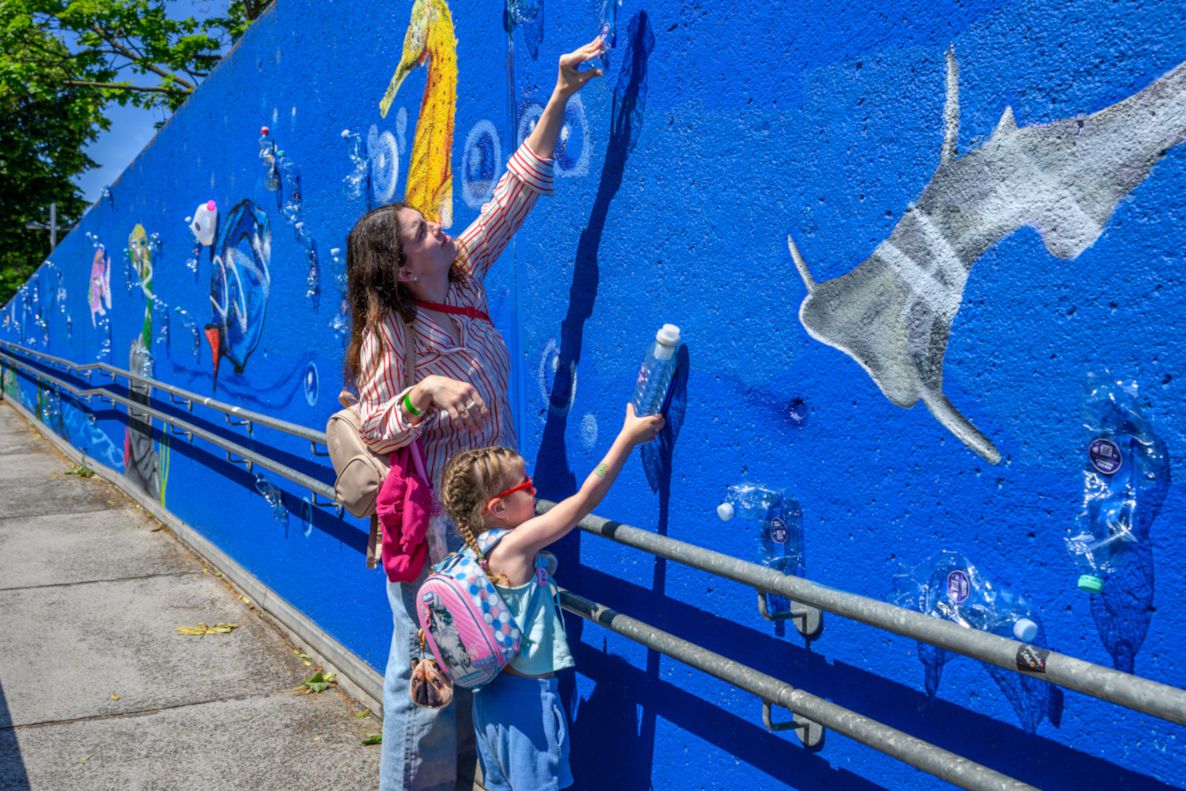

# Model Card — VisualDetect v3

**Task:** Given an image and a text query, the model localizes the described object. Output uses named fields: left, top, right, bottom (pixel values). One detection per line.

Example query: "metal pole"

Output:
left=49, top=203, right=58, bottom=251
left=561, top=590, right=1035, bottom=791
left=539, top=501, right=1186, bottom=727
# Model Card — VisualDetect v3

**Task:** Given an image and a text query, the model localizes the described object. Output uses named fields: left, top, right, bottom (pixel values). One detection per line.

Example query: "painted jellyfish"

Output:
left=205, top=200, right=271, bottom=389
left=88, top=247, right=112, bottom=327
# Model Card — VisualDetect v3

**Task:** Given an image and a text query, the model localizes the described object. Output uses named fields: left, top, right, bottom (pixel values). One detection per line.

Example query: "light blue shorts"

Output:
left=472, top=673, right=573, bottom=791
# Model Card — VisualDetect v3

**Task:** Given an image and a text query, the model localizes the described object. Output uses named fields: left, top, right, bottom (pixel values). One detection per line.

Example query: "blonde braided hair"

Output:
left=440, top=447, right=522, bottom=580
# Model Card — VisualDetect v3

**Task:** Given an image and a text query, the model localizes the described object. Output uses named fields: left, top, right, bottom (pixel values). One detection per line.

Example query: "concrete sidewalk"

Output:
left=0, top=402, right=381, bottom=790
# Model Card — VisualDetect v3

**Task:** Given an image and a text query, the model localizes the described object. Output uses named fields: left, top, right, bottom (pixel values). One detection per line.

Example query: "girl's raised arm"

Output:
left=500, top=404, right=663, bottom=559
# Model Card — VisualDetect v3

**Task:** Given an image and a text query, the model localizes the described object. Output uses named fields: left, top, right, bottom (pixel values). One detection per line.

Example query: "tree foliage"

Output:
left=0, top=0, right=273, bottom=304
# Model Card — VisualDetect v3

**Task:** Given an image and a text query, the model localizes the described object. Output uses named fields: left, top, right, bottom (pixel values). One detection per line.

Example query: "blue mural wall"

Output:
left=4, top=0, right=1186, bottom=787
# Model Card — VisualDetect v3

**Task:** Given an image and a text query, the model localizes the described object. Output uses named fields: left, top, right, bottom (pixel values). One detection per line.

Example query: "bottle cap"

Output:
left=205, top=200, right=217, bottom=212
left=1078, top=574, right=1104, bottom=594
left=1012, top=618, right=1038, bottom=642
left=716, top=503, right=734, bottom=522
left=656, top=324, right=680, bottom=346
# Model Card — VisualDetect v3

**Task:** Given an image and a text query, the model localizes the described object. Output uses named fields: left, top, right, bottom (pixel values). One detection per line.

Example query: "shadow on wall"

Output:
left=568, top=566, right=1179, bottom=790
left=0, top=682, right=31, bottom=791
left=530, top=10, right=655, bottom=784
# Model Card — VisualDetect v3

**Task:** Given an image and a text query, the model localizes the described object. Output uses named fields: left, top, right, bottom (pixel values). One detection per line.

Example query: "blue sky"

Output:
left=76, top=0, right=228, bottom=204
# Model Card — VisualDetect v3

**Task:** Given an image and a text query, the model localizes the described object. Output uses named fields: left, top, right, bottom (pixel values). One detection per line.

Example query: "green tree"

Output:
left=0, top=0, right=273, bottom=305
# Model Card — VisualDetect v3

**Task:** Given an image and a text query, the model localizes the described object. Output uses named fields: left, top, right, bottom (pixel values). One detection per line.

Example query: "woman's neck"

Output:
left=405, top=271, right=450, bottom=303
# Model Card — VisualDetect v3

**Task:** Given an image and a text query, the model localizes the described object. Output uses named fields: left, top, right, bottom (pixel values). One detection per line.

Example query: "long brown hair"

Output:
left=343, top=202, right=412, bottom=391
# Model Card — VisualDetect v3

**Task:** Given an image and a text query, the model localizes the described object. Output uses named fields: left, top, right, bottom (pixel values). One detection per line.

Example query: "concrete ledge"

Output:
left=0, top=398, right=385, bottom=718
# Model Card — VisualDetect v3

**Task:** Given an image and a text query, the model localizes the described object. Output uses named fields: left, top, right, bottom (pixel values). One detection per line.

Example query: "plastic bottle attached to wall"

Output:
left=190, top=201, right=218, bottom=246
left=631, top=324, right=680, bottom=417
left=718, top=483, right=815, bottom=637
left=891, top=550, right=1058, bottom=732
left=1065, top=376, right=1170, bottom=594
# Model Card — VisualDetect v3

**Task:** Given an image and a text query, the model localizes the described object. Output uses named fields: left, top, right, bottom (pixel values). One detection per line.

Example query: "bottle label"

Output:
left=946, top=570, right=970, bottom=604
left=768, top=517, right=788, bottom=545
left=1088, top=437, right=1123, bottom=475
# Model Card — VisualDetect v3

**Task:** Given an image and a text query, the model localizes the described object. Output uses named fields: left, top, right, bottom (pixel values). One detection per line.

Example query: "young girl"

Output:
left=440, top=403, right=664, bottom=791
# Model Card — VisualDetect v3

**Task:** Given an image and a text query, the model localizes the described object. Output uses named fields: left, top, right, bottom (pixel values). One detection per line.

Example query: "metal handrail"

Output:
left=0, top=350, right=336, bottom=504
left=538, top=500, right=1186, bottom=727
left=4, top=340, right=1180, bottom=780
left=561, top=589, right=1033, bottom=791
left=0, top=340, right=327, bottom=450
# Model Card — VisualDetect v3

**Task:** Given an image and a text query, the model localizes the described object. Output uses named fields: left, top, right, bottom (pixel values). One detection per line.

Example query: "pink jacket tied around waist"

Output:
left=375, top=441, right=433, bottom=583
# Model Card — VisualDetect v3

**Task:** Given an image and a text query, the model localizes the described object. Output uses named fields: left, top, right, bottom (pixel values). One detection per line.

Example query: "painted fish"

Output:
left=205, top=200, right=271, bottom=388
left=87, top=247, right=112, bottom=327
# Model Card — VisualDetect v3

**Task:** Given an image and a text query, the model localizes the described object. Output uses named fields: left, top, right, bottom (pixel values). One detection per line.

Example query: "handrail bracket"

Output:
left=757, top=589, right=823, bottom=638
left=762, top=701, right=824, bottom=748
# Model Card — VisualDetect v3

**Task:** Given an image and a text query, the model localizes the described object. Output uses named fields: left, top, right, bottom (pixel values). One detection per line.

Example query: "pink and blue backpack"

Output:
left=415, top=529, right=543, bottom=689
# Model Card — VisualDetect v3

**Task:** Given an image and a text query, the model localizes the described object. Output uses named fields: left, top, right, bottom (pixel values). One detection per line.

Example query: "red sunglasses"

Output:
left=494, top=475, right=535, bottom=500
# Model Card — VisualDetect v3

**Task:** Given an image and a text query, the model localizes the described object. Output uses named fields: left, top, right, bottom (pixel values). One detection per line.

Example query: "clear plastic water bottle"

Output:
left=891, top=551, right=1050, bottom=729
left=717, top=483, right=805, bottom=618
left=1065, top=376, right=1170, bottom=594
left=631, top=324, right=680, bottom=417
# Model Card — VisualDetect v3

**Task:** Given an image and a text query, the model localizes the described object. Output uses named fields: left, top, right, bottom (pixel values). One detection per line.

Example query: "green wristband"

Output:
left=403, top=391, right=424, bottom=417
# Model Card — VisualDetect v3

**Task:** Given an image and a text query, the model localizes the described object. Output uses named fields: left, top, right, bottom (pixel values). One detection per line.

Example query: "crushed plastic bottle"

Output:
left=891, top=551, right=1058, bottom=733
left=631, top=324, right=680, bottom=417
left=1065, top=376, right=1170, bottom=594
left=718, top=483, right=805, bottom=620
left=259, top=127, right=281, bottom=191
left=254, top=473, right=289, bottom=525
left=594, top=0, right=622, bottom=71
left=341, top=129, right=367, bottom=199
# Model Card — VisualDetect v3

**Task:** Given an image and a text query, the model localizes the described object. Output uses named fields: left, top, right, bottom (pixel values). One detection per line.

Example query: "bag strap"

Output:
left=366, top=513, right=380, bottom=569
left=412, top=298, right=493, bottom=324
left=399, top=313, right=417, bottom=390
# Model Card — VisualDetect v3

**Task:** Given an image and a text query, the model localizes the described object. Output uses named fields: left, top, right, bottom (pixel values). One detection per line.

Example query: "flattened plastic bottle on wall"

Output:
left=631, top=324, right=680, bottom=417
left=717, top=483, right=805, bottom=617
left=891, top=551, right=1055, bottom=732
left=1065, top=376, right=1170, bottom=594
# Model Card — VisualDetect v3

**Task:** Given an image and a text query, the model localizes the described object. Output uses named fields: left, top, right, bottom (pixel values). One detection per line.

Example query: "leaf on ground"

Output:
left=109, top=692, right=120, bottom=701
left=65, top=464, right=94, bottom=478
left=150, top=524, right=165, bottom=532
left=79, top=754, right=93, bottom=765
left=354, top=708, right=373, bottom=721
left=176, top=622, right=239, bottom=636
left=294, top=671, right=336, bottom=694
left=361, top=733, right=382, bottom=745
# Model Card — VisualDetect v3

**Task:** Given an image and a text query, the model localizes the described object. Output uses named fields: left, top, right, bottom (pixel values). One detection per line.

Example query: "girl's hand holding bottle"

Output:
left=620, top=403, right=665, bottom=446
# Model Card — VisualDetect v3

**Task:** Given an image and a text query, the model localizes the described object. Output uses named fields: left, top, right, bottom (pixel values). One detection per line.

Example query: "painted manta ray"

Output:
left=205, top=200, right=271, bottom=389
left=790, top=51, right=1186, bottom=463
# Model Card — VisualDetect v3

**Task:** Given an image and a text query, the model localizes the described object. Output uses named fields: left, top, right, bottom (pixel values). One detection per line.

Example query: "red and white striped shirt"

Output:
left=357, top=142, right=554, bottom=489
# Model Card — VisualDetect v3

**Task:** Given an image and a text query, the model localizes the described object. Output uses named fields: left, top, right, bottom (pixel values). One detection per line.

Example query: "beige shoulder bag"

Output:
left=325, top=316, right=416, bottom=568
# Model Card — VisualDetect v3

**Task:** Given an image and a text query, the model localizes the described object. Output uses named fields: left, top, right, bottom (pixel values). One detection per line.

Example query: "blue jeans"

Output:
left=379, top=562, right=476, bottom=791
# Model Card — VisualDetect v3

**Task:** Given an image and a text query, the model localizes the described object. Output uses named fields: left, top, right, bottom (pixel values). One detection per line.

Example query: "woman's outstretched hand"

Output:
left=555, top=36, right=607, bottom=99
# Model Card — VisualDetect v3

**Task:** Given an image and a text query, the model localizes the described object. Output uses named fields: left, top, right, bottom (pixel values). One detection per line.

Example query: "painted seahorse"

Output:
left=379, top=0, right=457, bottom=228
left=791, top=51, right=1186, bottom=463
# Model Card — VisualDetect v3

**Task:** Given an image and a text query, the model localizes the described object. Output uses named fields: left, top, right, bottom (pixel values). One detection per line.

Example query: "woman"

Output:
left=344, top=36, right=606, bottom=791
